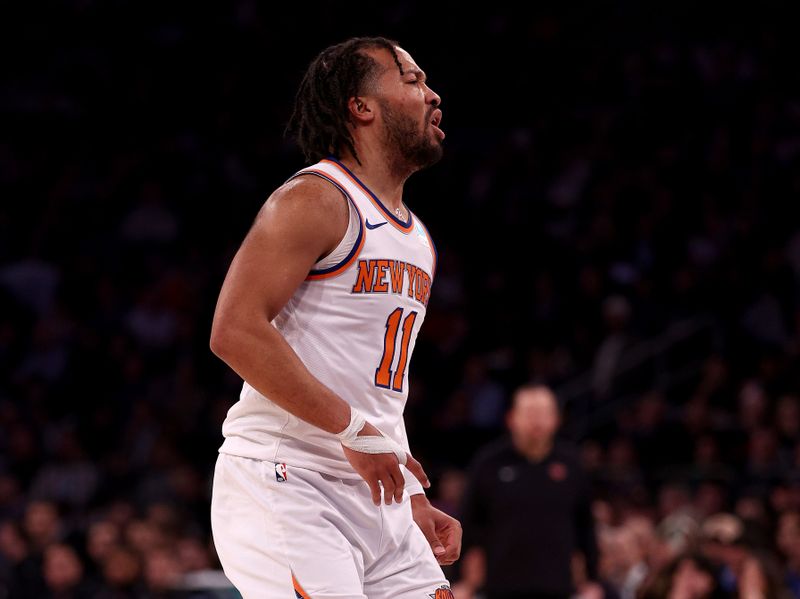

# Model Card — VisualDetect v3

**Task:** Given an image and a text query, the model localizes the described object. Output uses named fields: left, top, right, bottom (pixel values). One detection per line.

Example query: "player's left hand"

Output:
left=410, top=494, right=462, bottom=566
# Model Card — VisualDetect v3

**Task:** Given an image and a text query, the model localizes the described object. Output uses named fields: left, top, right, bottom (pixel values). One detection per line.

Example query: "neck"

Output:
left=337, top=142, right=411, bottom=213
left=513, top=437, right=553, bottom=461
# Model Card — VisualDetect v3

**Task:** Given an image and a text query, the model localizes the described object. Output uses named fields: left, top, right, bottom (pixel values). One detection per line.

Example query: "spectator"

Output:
left=85, top=520, right=121, bottom=573
left=460, top=385, right=598, bottom=598
left=97, top=545, right=144, bottom=599
left=23, top=500, right=63, bottom=552
left=598, top=525, right=648, bottom=599
left=143, top=547, right=183, bottom=598
left=42, top=543, right=97, bottom=598
left=639, top=553, right=725, bottom=599
left=0, top=521, right=31, bottom=596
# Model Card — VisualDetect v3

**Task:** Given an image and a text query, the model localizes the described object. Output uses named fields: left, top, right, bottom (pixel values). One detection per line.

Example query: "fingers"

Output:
left=436, top=538, right=455, bottom=564
left=420, top=520, right=447, bottom=562
left=380, top=471, right=396, bottom=506
left=372, top=458, right=405, bottom=506
left=380, top=459, right=405, bottom=505
left=344, top=446, right=409, bottom=506
left=366, top=474, right=381, bottom=506
left=438, top=521, right=463, bottom=565
left=405, top=454, right=431, bottom=488
left=439, top=542, right=460, bottom=565
left=391, top=468, right=404, bottom=504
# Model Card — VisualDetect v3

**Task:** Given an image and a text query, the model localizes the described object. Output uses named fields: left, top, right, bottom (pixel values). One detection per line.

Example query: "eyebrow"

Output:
left=405, top=68, right=426, bottom=81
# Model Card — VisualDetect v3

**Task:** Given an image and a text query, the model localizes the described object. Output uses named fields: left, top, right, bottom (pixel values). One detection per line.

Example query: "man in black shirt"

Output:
left=459, top=385, right=599, bottom=599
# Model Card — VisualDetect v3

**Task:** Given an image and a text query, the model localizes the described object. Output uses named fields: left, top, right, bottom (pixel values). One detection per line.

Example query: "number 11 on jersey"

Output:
left=375, top=307, right=418, bottom=392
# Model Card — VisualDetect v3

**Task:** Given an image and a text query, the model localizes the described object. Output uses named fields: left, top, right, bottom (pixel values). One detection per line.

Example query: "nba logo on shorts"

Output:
left=275, top=463, right=288, bottom=482
left=429, top=585, right=454, bottom=599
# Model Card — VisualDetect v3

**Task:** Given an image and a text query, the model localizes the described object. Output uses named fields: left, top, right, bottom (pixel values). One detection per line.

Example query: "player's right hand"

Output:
left=342, top=422, right=430, bottom=506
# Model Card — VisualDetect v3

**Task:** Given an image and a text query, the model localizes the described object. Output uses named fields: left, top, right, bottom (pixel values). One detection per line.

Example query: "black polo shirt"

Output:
left=461, top=438, right=598, bottom=598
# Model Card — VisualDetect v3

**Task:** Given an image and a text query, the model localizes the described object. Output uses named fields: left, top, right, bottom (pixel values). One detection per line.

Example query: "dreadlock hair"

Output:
left=286, top=36, right=404, bottom=165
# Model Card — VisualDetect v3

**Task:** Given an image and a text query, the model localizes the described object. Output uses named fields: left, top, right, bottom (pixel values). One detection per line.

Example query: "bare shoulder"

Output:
left=258, top=174, right=348, bottom=226
left=248, top=173, right=349, bottom=256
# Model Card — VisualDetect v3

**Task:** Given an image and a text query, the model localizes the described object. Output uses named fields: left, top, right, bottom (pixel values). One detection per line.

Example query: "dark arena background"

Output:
left=2, top=2, right=800, bottom=598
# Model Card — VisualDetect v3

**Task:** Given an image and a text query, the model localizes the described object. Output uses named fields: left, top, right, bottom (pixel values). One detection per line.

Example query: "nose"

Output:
left=425, top=84, right=441, bottom=107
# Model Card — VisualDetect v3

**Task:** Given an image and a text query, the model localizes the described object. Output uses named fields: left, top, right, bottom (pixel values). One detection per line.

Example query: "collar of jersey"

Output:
left=323, top=156, right=414, bottom=234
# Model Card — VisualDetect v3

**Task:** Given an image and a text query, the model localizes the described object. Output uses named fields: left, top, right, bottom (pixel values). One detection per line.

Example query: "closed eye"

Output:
left=406, top=71, right=426, bottom=86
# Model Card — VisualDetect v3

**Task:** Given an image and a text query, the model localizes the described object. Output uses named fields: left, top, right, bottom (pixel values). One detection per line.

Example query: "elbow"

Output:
left=209, top=318, right=233, bottom=360
left=210, top=310, right=272, bottom=361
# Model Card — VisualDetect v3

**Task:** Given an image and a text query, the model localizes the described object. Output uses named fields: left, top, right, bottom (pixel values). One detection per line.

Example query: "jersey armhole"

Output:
left=288, top=171, right=365, bottom=280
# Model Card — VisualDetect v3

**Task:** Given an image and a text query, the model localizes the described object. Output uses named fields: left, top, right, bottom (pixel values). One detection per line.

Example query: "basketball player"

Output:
left=209, top=37, right=460, bottom=598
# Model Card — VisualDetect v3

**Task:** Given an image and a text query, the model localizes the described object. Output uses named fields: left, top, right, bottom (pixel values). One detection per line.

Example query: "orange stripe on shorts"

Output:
left=292, top=572, right=311, bottom=599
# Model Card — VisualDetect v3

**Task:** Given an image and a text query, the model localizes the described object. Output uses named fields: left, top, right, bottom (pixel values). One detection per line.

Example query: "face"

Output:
left=44, top=544, right=83, bottom=591
left=672, top=559, right=714, bottom=597
left=507, top=388, right=560, bottom=445
left=366, top=46, right=444, bottom=173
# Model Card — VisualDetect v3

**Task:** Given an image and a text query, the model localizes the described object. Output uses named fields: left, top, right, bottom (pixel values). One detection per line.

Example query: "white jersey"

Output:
left=219, top=157, right=437, bottom=486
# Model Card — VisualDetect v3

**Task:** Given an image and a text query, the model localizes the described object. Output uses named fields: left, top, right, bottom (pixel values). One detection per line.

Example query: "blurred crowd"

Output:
left=2, top=1, right=800, bottom=597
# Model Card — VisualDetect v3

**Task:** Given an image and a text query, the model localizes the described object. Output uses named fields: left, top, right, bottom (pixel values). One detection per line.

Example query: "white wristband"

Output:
left=335, top=407, right=367, bottom=442
left=336, top=407, right=407, bottom=466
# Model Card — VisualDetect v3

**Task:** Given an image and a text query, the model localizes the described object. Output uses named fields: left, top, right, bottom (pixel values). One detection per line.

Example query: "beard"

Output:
left=378, top=100, right=443, bottom=176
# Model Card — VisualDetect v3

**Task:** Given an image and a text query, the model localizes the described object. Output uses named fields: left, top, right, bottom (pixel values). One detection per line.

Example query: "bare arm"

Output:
left=210, top=175, right=352, bottom=433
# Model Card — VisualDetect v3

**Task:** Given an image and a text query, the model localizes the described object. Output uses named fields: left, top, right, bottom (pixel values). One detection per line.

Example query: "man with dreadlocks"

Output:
left=209, top=37, right=459, bottom=598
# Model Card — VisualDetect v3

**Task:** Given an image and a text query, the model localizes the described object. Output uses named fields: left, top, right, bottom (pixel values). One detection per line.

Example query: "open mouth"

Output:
left=430, top=109, right=444, bottom=139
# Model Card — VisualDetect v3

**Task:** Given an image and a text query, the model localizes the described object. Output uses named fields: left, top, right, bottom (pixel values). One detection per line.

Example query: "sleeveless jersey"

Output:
left=219, top=157, right=437, bottom=482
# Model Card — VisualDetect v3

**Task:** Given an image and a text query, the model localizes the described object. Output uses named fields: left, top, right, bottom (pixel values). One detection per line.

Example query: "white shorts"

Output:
left=210, top=453, right=451, bottom=599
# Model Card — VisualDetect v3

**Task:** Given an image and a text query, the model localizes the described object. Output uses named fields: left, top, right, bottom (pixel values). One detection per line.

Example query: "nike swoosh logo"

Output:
left=365, top=219, right=387, bottom=230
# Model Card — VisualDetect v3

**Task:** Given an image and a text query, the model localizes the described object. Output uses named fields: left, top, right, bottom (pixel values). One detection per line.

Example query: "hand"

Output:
left=411, top=494, right=462, bottom=565
left=342, top=422, right=430, bottom=506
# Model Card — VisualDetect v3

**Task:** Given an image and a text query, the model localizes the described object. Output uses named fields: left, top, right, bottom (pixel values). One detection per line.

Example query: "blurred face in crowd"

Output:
left=177, top=537, right=211, bottom=572
left=507, top=386, right=560, bottom=454
left=599, top=527, right=642, bottom=584
left=44, top=544, right=83, bottom=592
left=777, top=511, right=800, bottom=560
left=776, top=395, right=800, bottom=438
left=748, top=428, right=778, bottom=466
left=24, top=500, right=60, bottom=548
left=0, top=521, right=27, bottom=563
left=670, top=557, right=715, bottom=598
left=736, top=495, right=768, bottom=526
left=87, top=520, right=120, bottom=562
left=126, top=519, right=162, bottom=554
left=145, top=547, right=183, bottom=591
left=434, top=469, right=467, bottom=510
left=739, top=381, right=767, bottom=430
left=104, top=546, right=142, bottom=587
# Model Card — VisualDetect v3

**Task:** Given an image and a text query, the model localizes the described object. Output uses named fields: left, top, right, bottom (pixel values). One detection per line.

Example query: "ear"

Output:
left=348, top=96, right=374, bottom=124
